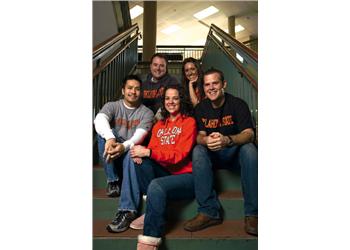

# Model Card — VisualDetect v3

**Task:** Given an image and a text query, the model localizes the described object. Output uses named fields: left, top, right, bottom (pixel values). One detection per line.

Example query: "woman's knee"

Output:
left=147, top=179, right=166, bottom=198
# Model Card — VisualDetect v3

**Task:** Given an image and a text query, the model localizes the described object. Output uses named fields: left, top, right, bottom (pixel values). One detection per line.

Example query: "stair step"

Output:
left=93, top=219, right=257, bottom=250
left=93, top=189, right=244, bottom=220
left=93, top=166, right=242, bottom=192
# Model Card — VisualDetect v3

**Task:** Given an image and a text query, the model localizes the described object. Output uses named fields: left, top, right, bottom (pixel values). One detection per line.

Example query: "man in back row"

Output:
left=184, top=68, right=258, bottom=236
left=141, top=53, right=179, bottom=116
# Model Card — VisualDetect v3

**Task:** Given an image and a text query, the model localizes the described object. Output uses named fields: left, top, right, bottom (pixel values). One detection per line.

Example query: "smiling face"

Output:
left=150, top=56, right=167, bottom=80
left=164, top=88, right=180, bottom=118
left=184, top=62, right=199, bottom=82
left=203, top=72, right=227, bottom=103
left=122, top=79, right=141, bottom=107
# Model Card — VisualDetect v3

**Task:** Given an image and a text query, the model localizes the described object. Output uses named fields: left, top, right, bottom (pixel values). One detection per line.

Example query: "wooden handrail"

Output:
left=93, top=24, right=139, bottom=57
left=93, top=34, right=138, bottom=78
left=211, top=23, right=258, bottom=62
left=208, top=33, right=258, bottom=90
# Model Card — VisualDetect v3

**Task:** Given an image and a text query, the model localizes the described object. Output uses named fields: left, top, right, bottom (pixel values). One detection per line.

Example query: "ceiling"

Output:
left=129, top=1, right=258, bottom=46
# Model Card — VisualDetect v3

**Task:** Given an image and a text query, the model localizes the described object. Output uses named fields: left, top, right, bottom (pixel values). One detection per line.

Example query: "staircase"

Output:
left=93, top=23, right=258, bottom=250
left=93, top=164, right=258, bottom=250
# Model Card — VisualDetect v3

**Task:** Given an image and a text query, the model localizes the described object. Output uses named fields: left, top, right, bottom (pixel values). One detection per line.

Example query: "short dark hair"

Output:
left=203, top=68, right=225, bottom=82
left=160, top=84, right=193, bottom=120
left=150, top=53, right=169, bottom=67
left=122, top=74, right=142, bottom=88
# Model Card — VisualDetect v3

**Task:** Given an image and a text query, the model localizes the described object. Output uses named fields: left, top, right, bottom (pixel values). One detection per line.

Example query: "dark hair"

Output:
left=160, top=84, right=193, bottom=120
left=122, top=74, right=142, bottom=88
left=181, top=57, right=204, bottom=102
left=150, top=53, right=169, bottom=67
left=203, top=68, right=225, bottom=82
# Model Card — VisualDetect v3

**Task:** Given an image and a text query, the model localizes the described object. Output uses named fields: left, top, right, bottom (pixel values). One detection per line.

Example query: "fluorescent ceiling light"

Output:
left=193, top=6, right=219, bottom=20
left=161, top=25, right=181, bottom=35
left=130, top=5, right=143, bottom=19
left=235, top=24, right=245, bottom=33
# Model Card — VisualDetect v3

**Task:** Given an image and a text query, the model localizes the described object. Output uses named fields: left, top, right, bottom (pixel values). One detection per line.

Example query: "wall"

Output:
left=93, top=1, right=118, bottom=47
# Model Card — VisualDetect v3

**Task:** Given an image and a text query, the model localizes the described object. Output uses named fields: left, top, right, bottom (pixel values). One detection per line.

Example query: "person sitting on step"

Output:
left=94, top=75, right=154, bottom=197
left=183, top=68, right=258, bottom=236
left=181, top=57, right=205, bottom=107
left=141, top=53, right=180, bottom=121
left=106, top=84, right=197, bottom=250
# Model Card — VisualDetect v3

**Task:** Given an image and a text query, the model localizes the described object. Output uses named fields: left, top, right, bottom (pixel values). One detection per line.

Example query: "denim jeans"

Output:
left=118, top=152, right=141, bottom=212
left=97, top=133, right=123, bottom=183
left=192, top=143, right=258, bottom=218
left=135, top=158, right=195, bottom=237
left=97, top=134, right=142, bottom=212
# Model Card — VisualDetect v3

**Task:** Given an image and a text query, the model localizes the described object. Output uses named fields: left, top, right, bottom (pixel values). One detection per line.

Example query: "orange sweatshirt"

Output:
left=147, top=115, right=197, bottom=175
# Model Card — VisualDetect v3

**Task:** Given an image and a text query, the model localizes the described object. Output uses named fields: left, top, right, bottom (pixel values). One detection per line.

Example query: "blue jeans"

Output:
left=118, top=153, right=141, bottom=212
left=135, top=158, right=195, bottom=237
left=97, top=134, right=141, bottom=212
left=192, top=143, right=258, bottom=218
left=97, top=133, right=123, bottom=183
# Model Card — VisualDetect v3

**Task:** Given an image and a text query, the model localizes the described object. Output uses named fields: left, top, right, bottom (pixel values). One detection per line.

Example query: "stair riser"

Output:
left=93, top=238, right=257, bottom=250
left=93, top=197, right=244, bottom=220
left=93, top=168, right=242, bottom=192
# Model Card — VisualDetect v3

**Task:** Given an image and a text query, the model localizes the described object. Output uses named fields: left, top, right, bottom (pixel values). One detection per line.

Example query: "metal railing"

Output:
left=138, top=45, right=204, bottom=61
left=93, top=24, right=141, bottom=118
left=201, top=24, right=258, bottom=125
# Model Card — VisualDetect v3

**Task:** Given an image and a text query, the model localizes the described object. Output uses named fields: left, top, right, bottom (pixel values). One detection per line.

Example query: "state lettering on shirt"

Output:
left=115, top=118, right=141, bottom=129
left=156, top=126, right=182, bottom=145
left=143, top=87, right=165, bottom=99
left=201, top=115, right=234, bottom=129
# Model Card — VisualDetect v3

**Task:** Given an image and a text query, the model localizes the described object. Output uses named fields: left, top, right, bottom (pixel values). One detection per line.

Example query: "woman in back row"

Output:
left=182, top=57, right=205, bottom=107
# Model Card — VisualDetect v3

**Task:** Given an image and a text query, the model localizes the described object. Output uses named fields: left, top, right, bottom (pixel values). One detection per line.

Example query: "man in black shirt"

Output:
left=183, top=68, right=258, bottom=236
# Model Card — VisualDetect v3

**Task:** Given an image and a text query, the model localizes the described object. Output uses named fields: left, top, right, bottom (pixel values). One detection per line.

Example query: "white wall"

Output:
left=93, top=1, right=118, bottom=47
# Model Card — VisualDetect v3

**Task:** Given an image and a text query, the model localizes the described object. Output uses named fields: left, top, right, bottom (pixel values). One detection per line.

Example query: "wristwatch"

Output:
left=227, top=136, right=234, bottom=146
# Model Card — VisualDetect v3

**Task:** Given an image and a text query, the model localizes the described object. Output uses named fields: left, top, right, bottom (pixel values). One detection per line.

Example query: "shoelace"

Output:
left=112, top=212, right=128, bottom=224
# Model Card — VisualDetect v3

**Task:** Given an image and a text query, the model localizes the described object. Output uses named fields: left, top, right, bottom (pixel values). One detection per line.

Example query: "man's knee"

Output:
left=239, top=143, right=258, bottom=168
left=192, top=144, right=208, bottom=159
left=240, top=143, right=257, bottom=157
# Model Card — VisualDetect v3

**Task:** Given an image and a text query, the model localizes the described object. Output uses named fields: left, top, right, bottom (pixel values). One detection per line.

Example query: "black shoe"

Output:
left=106, top=211, right=137, bottom=233
left=106, top=181, right=120, bottom=197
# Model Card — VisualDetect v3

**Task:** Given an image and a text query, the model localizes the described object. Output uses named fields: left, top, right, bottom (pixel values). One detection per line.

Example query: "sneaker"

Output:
left=106, top=211, right=137, bottom=233
left=183, top=213, right=222, bottom=232
left=106, top=181, right=120, bottom=197
left=244, top=216, right=258, bottom=236
left=130, top=214, right=145, bottom=230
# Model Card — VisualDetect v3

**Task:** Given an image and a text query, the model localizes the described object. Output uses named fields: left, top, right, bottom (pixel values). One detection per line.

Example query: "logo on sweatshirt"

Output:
left=201, top=115, right=234, bottom=129
left=156, top=126, right=182, bottom=145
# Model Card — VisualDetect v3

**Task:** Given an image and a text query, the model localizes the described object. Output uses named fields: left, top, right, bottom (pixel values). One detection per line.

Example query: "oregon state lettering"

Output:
left=201, top=115, right=234, bottom=129
left=143, top=87, right=165, bottom=99
left=156, top=126, right=182, bottom=145
left=115, top=118, right=140, bottom=129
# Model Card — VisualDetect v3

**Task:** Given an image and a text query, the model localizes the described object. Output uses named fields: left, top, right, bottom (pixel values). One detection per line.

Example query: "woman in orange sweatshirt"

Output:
left=130, top=84, right=197, bottom=250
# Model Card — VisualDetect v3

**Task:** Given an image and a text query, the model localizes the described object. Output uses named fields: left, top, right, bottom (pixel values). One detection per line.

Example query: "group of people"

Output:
left=94, top=53, right=258, bottom=250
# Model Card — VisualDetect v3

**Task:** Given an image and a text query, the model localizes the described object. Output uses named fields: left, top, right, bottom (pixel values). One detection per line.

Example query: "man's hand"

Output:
left=103, top=139, right=125, bottom=163
left=103, top=138, right=117, bottom=160
left=207, top=132, right=229, bottom=151
left=107, top=143, right=125, bottom=160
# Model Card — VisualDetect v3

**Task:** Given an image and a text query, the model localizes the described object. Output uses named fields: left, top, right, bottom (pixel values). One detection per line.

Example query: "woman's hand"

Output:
left=130, top=145, right=150, bottom=158
left=132, top=157, right=143, bottom=164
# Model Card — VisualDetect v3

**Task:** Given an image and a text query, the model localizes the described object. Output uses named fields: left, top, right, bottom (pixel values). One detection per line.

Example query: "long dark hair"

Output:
left=160, top=84, right=193, bottom=120
left=181, top=57, right=204, bottom=101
